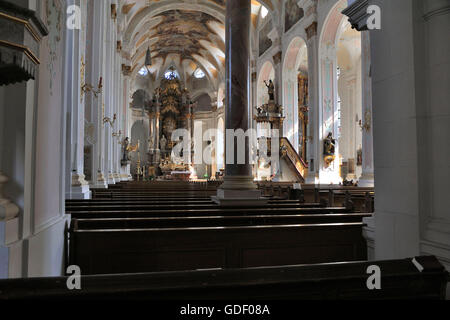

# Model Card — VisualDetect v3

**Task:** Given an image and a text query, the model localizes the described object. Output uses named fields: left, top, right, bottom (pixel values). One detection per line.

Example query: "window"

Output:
left=164, top=69, right=179, bottom=80
left=261, top=6, right=268, bottom=19
left=138, top=67, right=148, bottom=76
left=193, top=68, right=205, bottom=79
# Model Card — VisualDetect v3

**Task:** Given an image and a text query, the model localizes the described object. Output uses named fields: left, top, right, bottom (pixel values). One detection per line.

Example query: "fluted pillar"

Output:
left=213, top=0, right=264, bottom=205
left=305, top=21, right=319, bottom=184
left=358, top=31, right=374, bottom=187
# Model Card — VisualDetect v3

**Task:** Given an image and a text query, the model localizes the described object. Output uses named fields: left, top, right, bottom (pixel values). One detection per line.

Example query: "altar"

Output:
left=144, top=67, right=196, bottom=181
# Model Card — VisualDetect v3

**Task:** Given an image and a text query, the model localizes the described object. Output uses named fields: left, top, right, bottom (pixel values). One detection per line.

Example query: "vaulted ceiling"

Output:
left=120, top=0, right=276, bottom=83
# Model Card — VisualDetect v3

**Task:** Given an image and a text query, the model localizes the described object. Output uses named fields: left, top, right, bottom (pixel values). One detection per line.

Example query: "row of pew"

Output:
left=2, top=182, right=447, bottom=300
left=66, top=192, right=370, bottom=275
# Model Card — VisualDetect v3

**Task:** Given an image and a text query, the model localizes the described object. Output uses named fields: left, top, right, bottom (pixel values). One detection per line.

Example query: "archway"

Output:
left=130, top=120, right=149, bottom=176
left=336, top=20, right=362, bottom=181
left=319, top=0, right=362, bottom=184
left=282, top=36, right=308, bottom=155
left=257, top=61, right=275, bottom=108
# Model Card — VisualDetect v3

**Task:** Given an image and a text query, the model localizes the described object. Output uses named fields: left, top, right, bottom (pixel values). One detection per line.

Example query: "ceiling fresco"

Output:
left=149, top=10, right=222, bottom=63
left=120, top=0, right=272, bottom=81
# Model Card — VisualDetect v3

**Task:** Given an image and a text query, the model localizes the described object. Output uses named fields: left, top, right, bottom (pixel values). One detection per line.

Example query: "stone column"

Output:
left=120, top=65, right=132, bottom=181
left=154, top=98, right=161, bottom=165
left=89, top=0, right=107, bottom=188
left=358, top=31, right=374, bottom=187
left=213, top=0, right=264, bottom=206
left=305, top=21, right=319, bottom=184
left=420, top=0, right=450, bottom=282
left=67, top=0, right=90, bottom=199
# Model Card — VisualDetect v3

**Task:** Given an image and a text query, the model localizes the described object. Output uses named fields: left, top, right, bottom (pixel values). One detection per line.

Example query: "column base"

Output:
left=67, top=173, right=91, bottom=199
left=358, top=172, right=374, bottom=187
left=92, top=181, right=108, bottom=189
left=66, top=184, right=91, bottom=200
left=108, top=173, right=116, bottom=185
left=120, top=174, right=130, bottom=181
left=212, top=176, right=267, bottom=207
left=92, top=172, right=108, bottom=189
left=113, top=173, right=121, bottom=181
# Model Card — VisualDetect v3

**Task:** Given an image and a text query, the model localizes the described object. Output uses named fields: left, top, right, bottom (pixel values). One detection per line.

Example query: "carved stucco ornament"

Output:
left=0, top=0, right=49, bottom=85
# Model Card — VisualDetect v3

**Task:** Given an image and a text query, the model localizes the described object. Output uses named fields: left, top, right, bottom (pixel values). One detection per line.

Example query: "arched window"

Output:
left=164, top=68, right=179, bottom=80
left=260, top=6, right=268, bottom=19
left=193, top=68, right=205, bottom=79
left=138, top=67, right=148, bottom=76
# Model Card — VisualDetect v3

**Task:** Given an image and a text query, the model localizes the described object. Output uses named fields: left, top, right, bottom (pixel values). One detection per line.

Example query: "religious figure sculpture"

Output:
left=264, top=79, right=275, bottom=101
left=160, top=134, right=167, bottom=151
left=122, top=137, right=131, bottom=161
left=323, top=132, right=336, bottom=166
left=324, top=132, right=335, bottom=155
left=255, top=105, right=264, bottom=115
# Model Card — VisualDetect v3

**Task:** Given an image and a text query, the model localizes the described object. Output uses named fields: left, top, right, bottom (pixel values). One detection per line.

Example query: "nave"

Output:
left=0, top=0, right=450, bottom=301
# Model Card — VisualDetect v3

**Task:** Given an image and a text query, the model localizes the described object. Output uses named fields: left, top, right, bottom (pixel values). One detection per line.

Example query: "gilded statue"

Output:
left=324, top=132, right=335, bottom=156
left=122, top=137, right=131, bottom=161
left=323, top=132, right=336, bottom=166
left=121, top=137, right=139, bottom=162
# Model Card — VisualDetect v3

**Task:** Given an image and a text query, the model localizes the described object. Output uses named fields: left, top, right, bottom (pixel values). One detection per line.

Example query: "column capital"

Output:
left=341, top=0, right=371, bottom=31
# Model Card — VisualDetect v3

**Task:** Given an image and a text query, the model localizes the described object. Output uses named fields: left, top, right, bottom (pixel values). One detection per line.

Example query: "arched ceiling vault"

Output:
left=121, top=0, right=276, bottom=83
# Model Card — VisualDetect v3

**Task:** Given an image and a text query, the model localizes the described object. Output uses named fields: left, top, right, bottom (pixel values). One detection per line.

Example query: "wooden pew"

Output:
left=69, top=206, right=352, bottom=219
left=65, top=202, right=326, bottom=214
left=72, top=212, right=372, bottom=230
left=69, top=222, right=367, bottom=275
left=1, top=256, right=447, bottom=300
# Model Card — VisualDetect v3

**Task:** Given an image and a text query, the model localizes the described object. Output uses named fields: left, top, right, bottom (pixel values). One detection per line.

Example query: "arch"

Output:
left=130, top=120, right=149, bottom=176
left=257, top=60, right=275, bottom=107
left=336, top=20, right=362, bottom=181
left=318, top=0, right=361, bottom=184
left=282, top=36, right=308, bottom=154
left=195, top=93, right=212, bottom=112
left=130, top=89, right=151, bottom=110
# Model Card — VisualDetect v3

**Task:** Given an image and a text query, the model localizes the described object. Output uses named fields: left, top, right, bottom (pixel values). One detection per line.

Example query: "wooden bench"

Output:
left=1, top=256, right=447, bottom=300
left=71, top=212, right=372, bottom=230
left=65, top=202, right=326, bottom=214
left=69, top=222, right=367, bottom=275
left=68, top=206, right=352, bottom=219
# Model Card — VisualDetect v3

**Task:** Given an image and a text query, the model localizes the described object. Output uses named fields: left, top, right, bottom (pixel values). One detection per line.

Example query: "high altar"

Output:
left=146, top=69, right=194, bottom=180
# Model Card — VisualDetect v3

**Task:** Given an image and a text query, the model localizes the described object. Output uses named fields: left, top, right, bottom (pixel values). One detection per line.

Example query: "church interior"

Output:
left=0, top=0, right=449, bottom=301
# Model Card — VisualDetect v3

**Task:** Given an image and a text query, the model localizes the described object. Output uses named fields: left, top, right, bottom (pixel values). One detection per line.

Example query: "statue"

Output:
left=323, top=132, right=336, bottom=166
left=255, top=105, right=264, bottom=115
left=264, top=80, right=275, bottom=101
left=324, top=132, right=335, bottom=156
left=122, top=137, right=131, bottom=161
left=160, top=134, right=167, bottom=151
